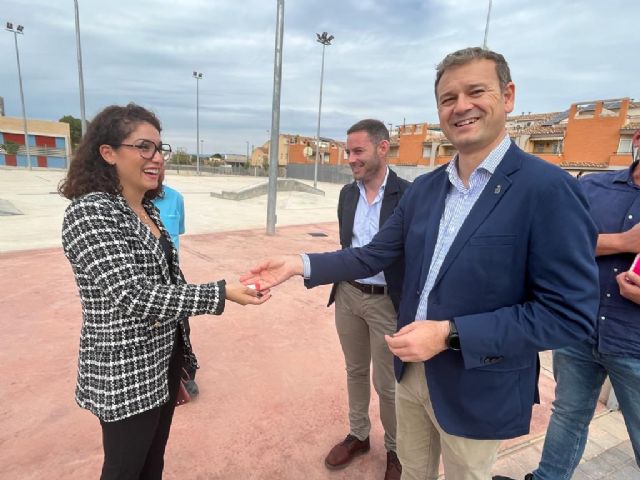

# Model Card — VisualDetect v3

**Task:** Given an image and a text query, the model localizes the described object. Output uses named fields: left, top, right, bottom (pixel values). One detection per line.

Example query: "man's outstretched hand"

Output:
left=240, top=254, right=304, bottom=290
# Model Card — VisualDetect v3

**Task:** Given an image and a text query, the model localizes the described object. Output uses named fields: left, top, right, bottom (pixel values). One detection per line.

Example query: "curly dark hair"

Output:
left=59, top=103, right=163, bottom=200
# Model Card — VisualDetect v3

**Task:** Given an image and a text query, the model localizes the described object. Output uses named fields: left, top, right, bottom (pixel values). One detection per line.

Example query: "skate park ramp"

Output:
left=211, top=178, right=324, bottom=200
left=0, top=199, right=22, bottom=216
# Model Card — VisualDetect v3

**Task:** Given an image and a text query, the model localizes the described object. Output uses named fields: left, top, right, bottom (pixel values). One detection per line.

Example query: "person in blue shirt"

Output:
left=153, top=175, right=200, bottom=398
left=528, top=130, right=640, bottom=480
left=153, top=183, right=185, bottom=251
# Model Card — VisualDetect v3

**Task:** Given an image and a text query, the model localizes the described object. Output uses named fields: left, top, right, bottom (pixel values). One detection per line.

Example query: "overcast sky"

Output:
left=2, top=0, right=637, bottom=155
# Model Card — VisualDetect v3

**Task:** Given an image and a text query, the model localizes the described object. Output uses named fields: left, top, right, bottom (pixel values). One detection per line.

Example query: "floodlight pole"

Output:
left=6, top=22, right=32, bottom=170
left=193, top=71, right=203, bottom=174
left=266, top=0, right=285, bottom=235
left=483, top=0, right=492, bottom=49
left=74, top=0, right=87, bottom=136
left=313, top=31, right=333, bottom=189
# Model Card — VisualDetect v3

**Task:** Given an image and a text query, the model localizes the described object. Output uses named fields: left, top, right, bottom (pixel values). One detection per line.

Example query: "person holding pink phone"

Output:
left=530, top=129, right=640, bottom=480
left=617, top=269, right=640, bottom=304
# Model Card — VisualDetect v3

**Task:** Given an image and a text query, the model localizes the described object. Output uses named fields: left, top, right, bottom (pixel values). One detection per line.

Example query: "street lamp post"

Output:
left=73, top=0, right=87, bottom=136
left=266, top=0, right=284, bottom=235
left=313, top=31, right=333, bottom=189
left=193, top=71, right=203, bottom=174
left=5, top=22, right=32, bottom=170
left=483, top=0, right=493, bottom=49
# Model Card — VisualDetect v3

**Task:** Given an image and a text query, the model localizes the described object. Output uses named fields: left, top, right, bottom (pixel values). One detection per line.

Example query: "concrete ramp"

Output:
left=210, top=178, right=324, bottom=200
left=0, top=199, right=22, bottom=216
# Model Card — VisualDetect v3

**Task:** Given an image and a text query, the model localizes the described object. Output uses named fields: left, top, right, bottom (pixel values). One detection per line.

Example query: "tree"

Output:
left=59, top=115, right=82, bottom=150
left=172, top=148, right=191, bottom=165
left=1, top=141, right=20, bottom=155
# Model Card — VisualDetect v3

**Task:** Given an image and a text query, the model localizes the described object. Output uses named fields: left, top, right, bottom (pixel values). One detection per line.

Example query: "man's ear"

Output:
left=99, top=144, right=116, bottom=165
left=378, top=139, right=390, bottom=157
left=503, top=81, right=516, bottom=114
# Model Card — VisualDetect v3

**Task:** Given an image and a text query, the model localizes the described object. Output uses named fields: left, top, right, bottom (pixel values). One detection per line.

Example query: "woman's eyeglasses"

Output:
left=110, top=140, right=172, bottom=162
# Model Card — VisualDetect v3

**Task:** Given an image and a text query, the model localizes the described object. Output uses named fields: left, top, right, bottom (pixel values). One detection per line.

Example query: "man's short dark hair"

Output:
left=347, top=119, right=390, bottom=145
left=434, top=47, right=512, bottom=95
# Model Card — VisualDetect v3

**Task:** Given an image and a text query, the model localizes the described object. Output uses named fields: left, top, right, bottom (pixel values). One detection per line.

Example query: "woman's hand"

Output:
left=225, top=282, right=271, bottom=306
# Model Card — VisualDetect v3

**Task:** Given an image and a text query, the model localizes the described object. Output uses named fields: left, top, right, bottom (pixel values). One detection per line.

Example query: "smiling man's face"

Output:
left=345, top=130, right=387, bottom=184
left=436, top=59, right=515, bottom=159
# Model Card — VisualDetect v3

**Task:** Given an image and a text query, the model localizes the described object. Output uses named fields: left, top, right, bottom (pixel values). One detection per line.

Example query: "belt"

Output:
left=346, top=280, right=388, bottom=295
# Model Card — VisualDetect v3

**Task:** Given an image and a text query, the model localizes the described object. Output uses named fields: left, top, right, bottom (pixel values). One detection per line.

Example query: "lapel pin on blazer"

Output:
left=494, top=185, right=502, bottom=194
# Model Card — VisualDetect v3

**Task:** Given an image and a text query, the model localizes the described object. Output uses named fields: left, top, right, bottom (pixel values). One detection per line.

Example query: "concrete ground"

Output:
left=0, top=168, right=637, bottom=479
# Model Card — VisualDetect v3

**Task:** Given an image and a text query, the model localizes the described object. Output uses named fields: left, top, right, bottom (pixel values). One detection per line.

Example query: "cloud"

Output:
left=1, top=0, right=637, bottom=154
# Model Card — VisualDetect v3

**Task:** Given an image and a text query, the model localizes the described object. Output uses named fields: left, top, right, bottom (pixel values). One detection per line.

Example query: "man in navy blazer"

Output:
left=244, top=47, right=599, bottom=479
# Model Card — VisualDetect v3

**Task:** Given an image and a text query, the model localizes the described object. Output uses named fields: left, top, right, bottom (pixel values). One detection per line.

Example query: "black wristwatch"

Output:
left=446, top=320, right=461, bottom=351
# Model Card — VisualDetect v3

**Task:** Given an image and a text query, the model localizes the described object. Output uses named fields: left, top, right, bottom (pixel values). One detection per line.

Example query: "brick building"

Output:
left=392, top=97, right=639, bottom=171
left=250, top=133, right=346, bottom=168
left=248, top=97, right=638, bottom=176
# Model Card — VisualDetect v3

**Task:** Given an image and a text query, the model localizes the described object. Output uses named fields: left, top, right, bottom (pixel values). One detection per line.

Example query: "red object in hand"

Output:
left=247, top=282, right=263, bottom=297
left=631, top=254, right=640, bottom=276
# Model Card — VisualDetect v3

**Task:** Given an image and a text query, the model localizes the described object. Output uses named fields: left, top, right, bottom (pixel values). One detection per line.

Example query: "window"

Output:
left=553, top=140, right=563, bottom=154
left=533, top=142, right=544, bottom=153
left=422, top=145, right=432, bottom=158
left=618, top=137, right=632, bottom=154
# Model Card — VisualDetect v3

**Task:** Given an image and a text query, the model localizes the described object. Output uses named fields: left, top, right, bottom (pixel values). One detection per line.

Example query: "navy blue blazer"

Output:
left=306, top=143, right=599, bottom=439
left=327, top=167, right=410, bottom=310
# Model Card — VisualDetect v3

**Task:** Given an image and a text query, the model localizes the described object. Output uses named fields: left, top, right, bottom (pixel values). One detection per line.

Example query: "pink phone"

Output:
left=631, top=254, right=640, bottom=276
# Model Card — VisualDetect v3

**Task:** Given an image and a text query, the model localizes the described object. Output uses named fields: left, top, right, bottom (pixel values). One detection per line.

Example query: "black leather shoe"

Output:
left=384, top=450, right=402, bottom=480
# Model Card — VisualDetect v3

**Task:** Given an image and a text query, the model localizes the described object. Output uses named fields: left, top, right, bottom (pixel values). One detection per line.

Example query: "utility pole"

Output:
left=483, top=0, right=493, bottom=49
left=266, top=0, right=285, bottom=235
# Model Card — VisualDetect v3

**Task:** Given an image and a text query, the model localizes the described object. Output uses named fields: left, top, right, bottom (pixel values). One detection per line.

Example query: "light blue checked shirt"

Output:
left=415, top=135, right=511, bottom=321
left=352, top=167, right=389, bottom=285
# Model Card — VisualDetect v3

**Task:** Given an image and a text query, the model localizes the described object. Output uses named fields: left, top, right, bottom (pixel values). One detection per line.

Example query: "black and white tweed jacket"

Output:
left=62, top=192, right=225, bottom=422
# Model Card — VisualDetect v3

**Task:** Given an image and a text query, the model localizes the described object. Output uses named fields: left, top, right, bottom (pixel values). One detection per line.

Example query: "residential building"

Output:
left=394, top=98, right=638, bottom=171
left=250, top=133, right=346, bottom=170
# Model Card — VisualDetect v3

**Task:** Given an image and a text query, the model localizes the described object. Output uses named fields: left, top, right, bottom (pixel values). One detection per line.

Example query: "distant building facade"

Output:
left=248, top=97, right=638, bottom=177
left=0, top=114, right=71, bottom=168
left=392, top=97, right=639, bottom=171
left=250, top=133, right=347, bottom=170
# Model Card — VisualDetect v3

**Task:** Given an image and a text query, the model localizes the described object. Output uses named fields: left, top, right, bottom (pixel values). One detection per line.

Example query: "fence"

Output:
left=164, top=162, right=435, bottom=184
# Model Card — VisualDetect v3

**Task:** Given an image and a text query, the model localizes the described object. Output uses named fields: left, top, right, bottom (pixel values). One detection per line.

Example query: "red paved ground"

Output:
left=0, top=222, right=559, bottom=479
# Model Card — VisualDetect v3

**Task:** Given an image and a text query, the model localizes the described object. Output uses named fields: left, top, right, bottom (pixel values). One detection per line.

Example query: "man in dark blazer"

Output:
left=243, top=47, right=599, bottom=479
left=323, top=119, right=409, bottom=480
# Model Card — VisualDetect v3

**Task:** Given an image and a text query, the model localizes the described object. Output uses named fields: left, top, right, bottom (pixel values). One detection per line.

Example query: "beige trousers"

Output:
left=396, top=362, right=502, bottom=480
left=334, top=281, right=398, bottom=452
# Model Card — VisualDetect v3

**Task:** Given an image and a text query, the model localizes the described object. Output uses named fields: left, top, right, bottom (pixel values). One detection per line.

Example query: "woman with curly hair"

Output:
left=59, top=103, right=269, bottom=479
